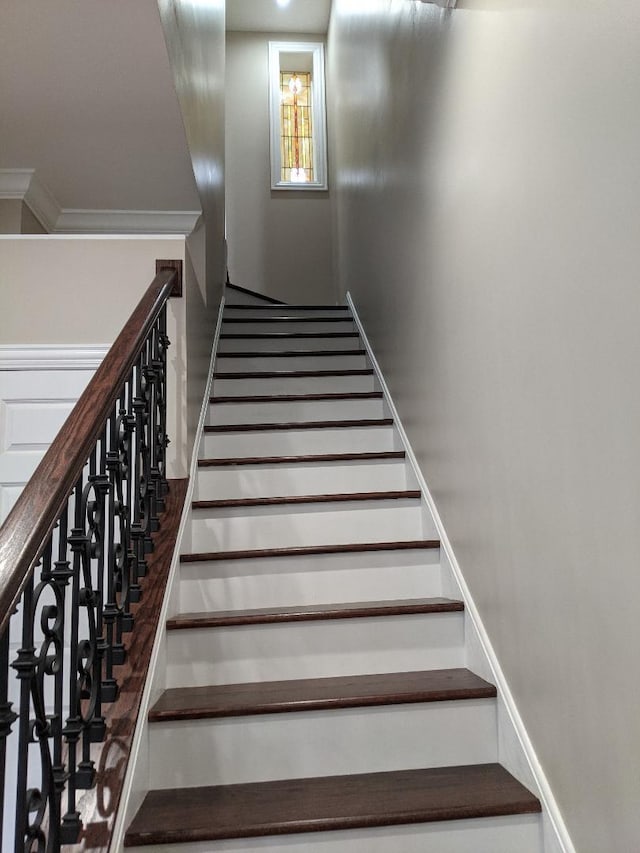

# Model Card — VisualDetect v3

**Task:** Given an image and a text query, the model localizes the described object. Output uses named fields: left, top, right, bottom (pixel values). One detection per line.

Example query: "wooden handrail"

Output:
left=0, top=267, right=177, bottom=636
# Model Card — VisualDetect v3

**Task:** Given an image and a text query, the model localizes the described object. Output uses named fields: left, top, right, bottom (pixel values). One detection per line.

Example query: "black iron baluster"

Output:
left=62, top=478, right=84, bottom=842
left=150, top=308, right=170, bottom=517
left=13, top=573, right=35, bottom=852
left=103, top=408, right=121, bottom=695
left=129, top=357, right=147, bottom=603
left=0, top=622, right=17, bottom=848
left=158, top=304, right=171, bottom=502
left=73, top=449, right=104, bottom=788
left=50, top=505, right=72, bottom=842
left=146, top=331, right=160, bottom=535
left=118, top=375, right=136, bottom=629
left=139, top=341, right=155, bottom=552
left=32, top=537, right=62, bottom=852
left=12, top=552, right=61, bottom=852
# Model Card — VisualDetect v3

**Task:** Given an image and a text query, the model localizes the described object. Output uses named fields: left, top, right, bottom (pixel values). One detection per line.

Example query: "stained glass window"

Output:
left=269, top=42, right=327, bottom=190
left=279, top=71, right=314, bottom=184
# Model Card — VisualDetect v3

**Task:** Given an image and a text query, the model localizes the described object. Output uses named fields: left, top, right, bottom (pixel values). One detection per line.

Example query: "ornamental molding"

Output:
left=0, top=169, right=201, bottom=235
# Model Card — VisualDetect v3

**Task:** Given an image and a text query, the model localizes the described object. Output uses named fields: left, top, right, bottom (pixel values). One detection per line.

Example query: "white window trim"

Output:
left=268, top=41, right=328, bottom=192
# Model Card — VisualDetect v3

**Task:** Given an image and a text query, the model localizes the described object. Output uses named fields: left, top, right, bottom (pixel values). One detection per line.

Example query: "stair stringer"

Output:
left=346, top=291, right=574, bottom=853
left=109, top=294, right=228, bottom=853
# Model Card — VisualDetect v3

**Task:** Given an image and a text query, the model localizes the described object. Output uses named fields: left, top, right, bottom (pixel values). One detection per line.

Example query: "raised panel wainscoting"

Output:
left=0, top=345, right=108, bottom=522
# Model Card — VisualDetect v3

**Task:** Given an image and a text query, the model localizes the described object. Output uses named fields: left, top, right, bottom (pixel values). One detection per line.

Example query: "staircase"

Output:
left=123, top=288, right=543, bottom=852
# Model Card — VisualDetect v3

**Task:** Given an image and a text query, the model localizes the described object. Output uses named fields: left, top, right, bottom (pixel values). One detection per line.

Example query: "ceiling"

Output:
left=226, top=0, right=332, bottom=34
left=0, top=0, right=200, bottom=214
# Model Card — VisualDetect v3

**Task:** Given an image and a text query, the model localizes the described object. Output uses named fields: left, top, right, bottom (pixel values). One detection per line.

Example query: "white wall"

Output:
left=0, top=236, right=191, bottom=483
left=225, top=31, right=336, bottom=304
left=158, top=0, right=227, bottom=303
left=329, top=1, right=640, bottom=850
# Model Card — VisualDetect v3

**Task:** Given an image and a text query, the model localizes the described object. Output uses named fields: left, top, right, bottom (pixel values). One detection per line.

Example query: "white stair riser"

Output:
left=224, top=308, right=350, bottom=319
left=207, top=397, right=385, bottom=425
left=221, top=321, right=356, bottom=335
left=122, top=813, right=542, bottom=853
left=218, top=335, right=361, bottom=353
left=188, top=502, right=428, bottom=552
left=165, top=612, right=464, bottom=686
left=179, top=549, right=442, bottom=612
left=212, top=375, right=376, bottom=396
left=214, top=354, right=368, bottom=372
left=200, top=426, right=397, bottom=458
left=193, top=460, right=412, bottom=500
left=148, top=700, right=497, bottom=788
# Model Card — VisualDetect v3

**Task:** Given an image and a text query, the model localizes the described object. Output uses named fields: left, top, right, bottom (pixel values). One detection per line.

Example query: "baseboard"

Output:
left=346, top=291, right=575, bottom=853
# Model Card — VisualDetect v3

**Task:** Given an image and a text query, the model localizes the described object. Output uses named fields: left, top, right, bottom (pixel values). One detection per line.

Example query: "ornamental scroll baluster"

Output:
left=148, top=306, right=170, bottom=522
left=0, top=267, right=176, bottom=851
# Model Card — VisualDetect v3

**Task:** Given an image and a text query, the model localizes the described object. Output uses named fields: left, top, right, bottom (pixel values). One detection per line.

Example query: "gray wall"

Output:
left=225, top=31, right=336, bottom=304
left=158, top=0, right=227, bottom=457
left=0, top=201, right=45, bottom=234
left=158, top=0, right=226, bottom=302
left=328, top=1, right=640, bottom=850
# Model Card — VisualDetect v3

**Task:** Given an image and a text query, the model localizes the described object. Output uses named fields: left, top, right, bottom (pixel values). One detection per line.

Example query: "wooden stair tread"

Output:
left=222, top=317, right=354, bottom=324
left=225, top=304, right=349, bottom=310
left=216, top=349, right=366, bottom=358
left=213, top=369, right=374, bottom=379
left=210, top=391, right=383, bottom=403
left=220, top=332, right=359, bottom=339
left=198, top=451, right=406, bottom=467
left=167, top=597, right=463, bottom=630
left=124, top=764, right=541, bottom=846
left=192, top=490, right=420, bottom=510
left=149, top=666, right=490, bottom=721
left=180, top=539, right=439, bottom=563
left=204, top=418, right=393, bottom=433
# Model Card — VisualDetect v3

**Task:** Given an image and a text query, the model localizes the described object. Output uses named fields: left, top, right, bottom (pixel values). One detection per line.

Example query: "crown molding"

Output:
left=0, top=169, right=34, bottom=198
left=54, top=208, right=201, bottom=235
left=0, top=169, right=60, bottom=231
left=0, top=169, right=201, bottom=235
left=24, top=174, right=61, bottom=232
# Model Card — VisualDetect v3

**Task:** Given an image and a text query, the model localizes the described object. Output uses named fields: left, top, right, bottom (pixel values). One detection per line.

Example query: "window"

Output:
left=269, top=42, right=328, bottom=191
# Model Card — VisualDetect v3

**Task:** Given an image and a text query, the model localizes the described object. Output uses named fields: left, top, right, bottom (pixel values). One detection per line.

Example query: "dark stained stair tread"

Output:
left=148, top=667, right=491, bottom=721
left=222, top=317, right=354, bottom=324
left=180, top=540, right=440, bottom=562
left=210, top=391, right=383, bottom=403
left=213, top=369, right=374, bottom=379
left=220, top=332, right=359, bottom=339
left=167, top=597, right=463, bottom=630
left=225, top=304, right=349, bottom=310
left=204, top=418, right=393, bottom=433
left=124, top=764, right=541, bottom=846
left=192, top=490, right=421, bottom=510
left=198, top=451, right=406, bottom=467
left=216, top=350, right=365, bottom=358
